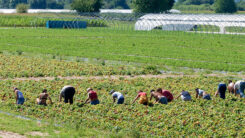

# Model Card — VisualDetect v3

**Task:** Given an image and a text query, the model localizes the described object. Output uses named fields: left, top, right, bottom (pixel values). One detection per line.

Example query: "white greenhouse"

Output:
left=135, top=14, right=245, bottom=33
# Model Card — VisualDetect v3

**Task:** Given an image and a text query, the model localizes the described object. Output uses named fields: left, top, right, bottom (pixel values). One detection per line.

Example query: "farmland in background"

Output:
left=0, top=27, right=245, bottom=72
left=0, top=13, right=245, bottom=137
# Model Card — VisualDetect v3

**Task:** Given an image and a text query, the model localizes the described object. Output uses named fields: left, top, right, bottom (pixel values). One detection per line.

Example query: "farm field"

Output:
left=0, top=28, right=245, bottom=72
left=1, top=14, right=245, bottom=137
left=0, top=111, right=118, bottom=137
left=0, top=54, right=163, bottom=78
left=0, top=76, right=245, bottom=137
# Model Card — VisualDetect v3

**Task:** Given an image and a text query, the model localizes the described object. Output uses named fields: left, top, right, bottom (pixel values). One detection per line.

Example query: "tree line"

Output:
left=0, top=0, right=240, bottom=13
left=0, top=0, right=132, bottom=9
left=175, top=0, right=238, bottom=13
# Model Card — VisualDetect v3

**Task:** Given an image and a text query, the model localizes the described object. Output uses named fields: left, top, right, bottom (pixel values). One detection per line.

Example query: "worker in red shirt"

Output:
left=132, top=90, right=148, bottom=105
left=84, top=88, right=100, bottom=105
left=157, top=88, right=173, bottom=102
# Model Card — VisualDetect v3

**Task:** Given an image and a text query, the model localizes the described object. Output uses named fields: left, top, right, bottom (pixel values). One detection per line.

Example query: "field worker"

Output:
left=176, top=90, right=192, bottom=101
left=109, top=90, right=124, bottom=104
left=36, top=89, right=52, bottom=106
left=132, top=90, right=148, bottom=105
left=195, top=88, right=211, bottom=100
left=234, top=80, right=245, bottom=98
left=84, top=88, right=100, bottom=105
left=150, top=90, right=168, bottom=104
left=158, top=88, right=174, bottom=102
left=13, top=88, right=25, bottom=105
left=215, top=83, right=227, bottom=99
left=228, top=80, right=235, bottom=94
left=59, top=85, right=76, bottom=104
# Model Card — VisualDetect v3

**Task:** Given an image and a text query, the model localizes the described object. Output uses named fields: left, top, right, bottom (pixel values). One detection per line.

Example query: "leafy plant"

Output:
left=16, top=4, right=29, bottom=13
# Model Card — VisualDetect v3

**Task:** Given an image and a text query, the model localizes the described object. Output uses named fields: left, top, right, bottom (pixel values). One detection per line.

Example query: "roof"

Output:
left=135, top=14, right=245, bottom=31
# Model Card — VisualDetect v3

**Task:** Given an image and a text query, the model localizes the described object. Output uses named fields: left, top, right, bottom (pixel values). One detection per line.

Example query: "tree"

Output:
left=71, top=0, right=103, bottom=12
left=132, top=0, right=175, bottom=13
left=0, top=0, right=10, bottom=8
left=237, top=1, right=245, bottom=11
left=47, top=0, right=64, bottom=9
left=9, top=0, right=27, bottom=8
left=29, top=0, right=47, bottom=9
left=16, top=4, right=28, bottom=13
left=214, top=0, right=237, bottom=13
left=103, top=0, right=130, bottom=9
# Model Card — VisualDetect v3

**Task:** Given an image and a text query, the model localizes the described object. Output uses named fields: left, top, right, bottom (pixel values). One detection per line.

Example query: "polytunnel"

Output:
left=135, top=14, right=245, bottom=33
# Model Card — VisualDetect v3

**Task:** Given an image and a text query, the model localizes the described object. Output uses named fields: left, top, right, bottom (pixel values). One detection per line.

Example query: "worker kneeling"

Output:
left=110, top=90, right=124, bottom=104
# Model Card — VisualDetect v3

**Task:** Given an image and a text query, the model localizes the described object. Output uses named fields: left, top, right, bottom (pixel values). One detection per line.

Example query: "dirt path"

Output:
left=0, top=74, right=244, bottom=81
left=0, top=131, right=26, bottom=138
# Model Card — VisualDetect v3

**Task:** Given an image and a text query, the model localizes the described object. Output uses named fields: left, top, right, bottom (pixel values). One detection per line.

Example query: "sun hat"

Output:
left=87, top=88, right=92, bottom=92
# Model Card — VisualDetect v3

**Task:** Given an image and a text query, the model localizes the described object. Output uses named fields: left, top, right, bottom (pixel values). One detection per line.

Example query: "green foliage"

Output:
left=214, top=0, right=237, bottom=13
left=16, top=4, right=29, bottom=13
left=0, top=0, right=10, bottom=8
left=176, top=0, right=214, bottom=5
left=0, top=54, right=161, bottom=78
left=46, top=0, right=64, bottom=9
left=103, top=0, right=130, bottom=9
left=0, top=77, right=244, bottom=137
left=0, top=28, right=245, bottom=72
left=71, top=0, right=103, bottom=13
left=29, top=0, right=47, bottom=9
left=9, top=0, right=27, bottom=8
left=0, top=112, right=120, bottom=137
left=174, top=4, right=214, bottom=11
left=237, top=1, right=245, bottom=11
left=0, top=0, right=65, bottom=9
left=0, top=14, right=107, bottom=27
left=132, top=0, right=175, bottom=13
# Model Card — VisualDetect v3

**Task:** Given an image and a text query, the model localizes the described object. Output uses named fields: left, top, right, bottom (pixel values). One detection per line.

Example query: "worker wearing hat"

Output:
left=109, top=90, right=124, bottom=104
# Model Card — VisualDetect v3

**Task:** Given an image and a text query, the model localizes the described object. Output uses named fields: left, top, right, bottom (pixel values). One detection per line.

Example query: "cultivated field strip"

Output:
left=1, top=76, right=244, bottom=137
left=0, top=28, right=245, bottom=72
left=0, top=74, right=245, bottom=81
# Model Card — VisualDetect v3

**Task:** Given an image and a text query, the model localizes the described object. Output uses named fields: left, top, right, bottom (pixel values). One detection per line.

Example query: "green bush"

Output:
left=71, top=0, right=103, bottom=13
left=16, top=4, right=29, bottom=13
left=174, top=4, right=214, bottom=11
left=214, top=0, right=237, bottom=13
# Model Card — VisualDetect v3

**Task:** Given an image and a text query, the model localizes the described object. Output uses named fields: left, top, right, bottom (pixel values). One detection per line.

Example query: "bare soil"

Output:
left=0, top=131, right=26, bottom=138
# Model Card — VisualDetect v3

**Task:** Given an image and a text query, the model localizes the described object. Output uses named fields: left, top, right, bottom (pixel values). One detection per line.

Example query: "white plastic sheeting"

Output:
left=135, top=14, right=245, bottom=33
left=0, top=9, right=75, bottom=13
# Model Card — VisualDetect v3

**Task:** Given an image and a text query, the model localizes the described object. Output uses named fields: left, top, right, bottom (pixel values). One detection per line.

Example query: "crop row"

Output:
left=0, top=14, right=107, bottom=27
left=0, top=28, right=245, bottom=72
left=0, top=54, right=161, bottom=78
left=0, top=76, right=244, bottom=137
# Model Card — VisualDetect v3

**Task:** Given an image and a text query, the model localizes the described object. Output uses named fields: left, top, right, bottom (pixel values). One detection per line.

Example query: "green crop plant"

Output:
left=0, top=28, right=244, bottom=72
left=0, top=76, right=244, bottom=137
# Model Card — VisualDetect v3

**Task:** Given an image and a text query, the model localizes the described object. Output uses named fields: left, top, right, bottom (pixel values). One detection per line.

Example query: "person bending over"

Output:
left=215, top=83, right=227, bottom=99
left=36, top=89, right=52, bottom=106
left=234, top=80, right=245, bottom=98
left=109, top=90, right=124, bottom=104
left=13, top=88, right=25, bottom=105
left=59, top=85, right=76, bottom=104
left=228, top=80, right=235, bottom=94
left=176, top=90, right=192, bottom=101
left=132, top=90, right=148, bottom=105
left=150, top=89, right=167, bottom=104
left=84, top=88, right=100, bottom=105
left=195, top=88, right=211, bottom=100
left=158, top=88, right=173, bottom=102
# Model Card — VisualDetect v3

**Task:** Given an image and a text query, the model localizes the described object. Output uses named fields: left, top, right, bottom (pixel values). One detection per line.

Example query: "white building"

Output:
left=135, top=14, right=245, bottom=33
